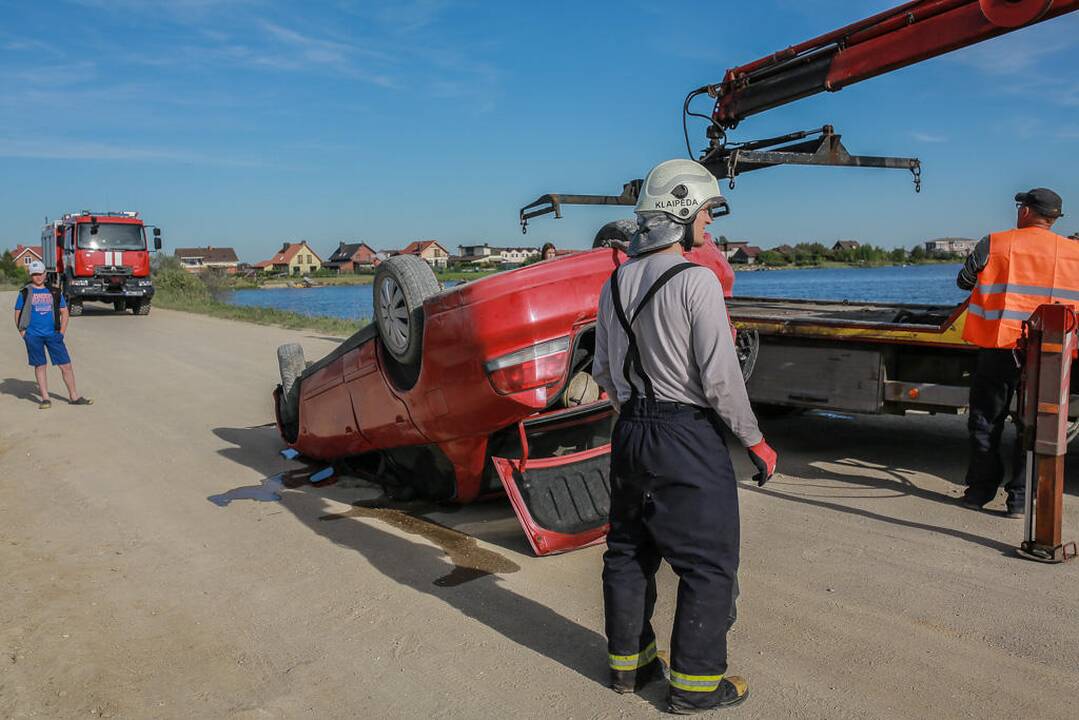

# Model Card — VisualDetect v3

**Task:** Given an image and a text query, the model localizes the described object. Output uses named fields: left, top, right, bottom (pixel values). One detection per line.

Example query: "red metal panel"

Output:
left=491, top=445, right=611, bottom=556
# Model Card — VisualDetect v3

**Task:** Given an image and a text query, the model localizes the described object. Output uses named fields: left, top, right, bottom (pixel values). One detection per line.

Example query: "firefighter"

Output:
left=957, top=188, right=1072, bottom=517
left=592, top=158, right=777, bottom=714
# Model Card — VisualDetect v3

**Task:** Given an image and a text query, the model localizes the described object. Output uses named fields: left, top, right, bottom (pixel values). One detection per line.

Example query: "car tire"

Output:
left=113, top=300, right=126, bottom=312
left=133, top=301, right=151, bottom=316
left=277, top=343, right=305, bottom=424
left=374, top=255, right=440, bottom=368
left=592, top=219, right=638, bottom=250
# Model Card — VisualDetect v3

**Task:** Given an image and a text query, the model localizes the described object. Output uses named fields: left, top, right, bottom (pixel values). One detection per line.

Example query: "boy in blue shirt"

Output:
left=13, top=261, right=92, bottom=409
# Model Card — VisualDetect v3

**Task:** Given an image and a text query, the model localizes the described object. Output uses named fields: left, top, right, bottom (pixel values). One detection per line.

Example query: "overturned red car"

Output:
left=273, top=227, right=749, bottom=555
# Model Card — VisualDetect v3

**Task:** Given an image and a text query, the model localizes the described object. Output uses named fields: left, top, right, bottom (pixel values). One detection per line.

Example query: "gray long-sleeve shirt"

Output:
left=592, top=252, right=763, bottom=448
left=956, top=235, right=990, bottom=291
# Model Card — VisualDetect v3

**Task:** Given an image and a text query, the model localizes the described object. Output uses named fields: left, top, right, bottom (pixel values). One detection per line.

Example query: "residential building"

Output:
left=455, top=243, right=540, bottom=267
left=769, top=244, right=796, bottom=259
left=10, top=244, right=43, bottom=268
left=324, top=242, right=381, bottom=273
left=833, top=240, right=861, bottom=252
left=174, top=246, right=240, bottom=274
left=731, top=246, right=763, bottom=264
left=258, top=241, right=323, bottom=275
left=713, top=239, right=749, bottom=260
left=399, top=240, right=450, bottom=269
left=925, top=237, right=977, bottom=255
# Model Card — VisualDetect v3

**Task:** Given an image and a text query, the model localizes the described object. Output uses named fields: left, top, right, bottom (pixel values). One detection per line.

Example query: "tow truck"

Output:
left=41, top=211, right=162, bottom=316
left=520, top=0, right=1079, bottom=431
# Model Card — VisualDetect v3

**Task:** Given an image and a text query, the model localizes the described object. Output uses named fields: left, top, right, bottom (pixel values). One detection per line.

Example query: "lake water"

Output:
left=223, top=263, right=968, bottom=321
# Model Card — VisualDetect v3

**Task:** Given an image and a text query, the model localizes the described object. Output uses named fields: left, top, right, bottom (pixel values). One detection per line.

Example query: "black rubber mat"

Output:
left=507, top=455, right=611, bottom=535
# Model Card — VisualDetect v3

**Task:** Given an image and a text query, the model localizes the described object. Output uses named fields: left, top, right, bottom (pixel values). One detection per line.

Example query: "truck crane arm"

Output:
left=711, top=0, right=1079, bottom=130
left=520, top=0, right=1079, bottom=233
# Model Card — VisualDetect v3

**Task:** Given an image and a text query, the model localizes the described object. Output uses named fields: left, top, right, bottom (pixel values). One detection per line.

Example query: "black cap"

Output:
left=1015, top=188, right=1063, bottom=218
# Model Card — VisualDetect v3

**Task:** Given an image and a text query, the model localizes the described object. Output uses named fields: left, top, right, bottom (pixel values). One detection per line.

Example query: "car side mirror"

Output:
left=154, top=237, right=162, bottom=251
left=153, top=228, right=161, bottom=237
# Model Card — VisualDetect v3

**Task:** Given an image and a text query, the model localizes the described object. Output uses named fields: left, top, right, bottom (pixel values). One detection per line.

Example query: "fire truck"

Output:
left=40, top=210, right=162, bottom=316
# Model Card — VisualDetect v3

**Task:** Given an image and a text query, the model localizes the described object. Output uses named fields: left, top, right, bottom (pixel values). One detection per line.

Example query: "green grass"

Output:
left=154, top=288, right=363, bottom=336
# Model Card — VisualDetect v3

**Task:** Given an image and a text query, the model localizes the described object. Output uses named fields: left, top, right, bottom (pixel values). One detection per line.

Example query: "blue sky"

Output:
left=1, top=0, right=1077, bottom=262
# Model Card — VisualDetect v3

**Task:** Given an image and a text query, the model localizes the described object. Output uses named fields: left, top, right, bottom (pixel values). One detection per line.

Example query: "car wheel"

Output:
left=277, top=343, right=305, bottom=424
left=592, top=219, right=638, bottom=250
left=133, top=300, right=151, bottom=316
left=374, top=255, right=440, bottom=367
left=113, top=300, right=126, bottom=312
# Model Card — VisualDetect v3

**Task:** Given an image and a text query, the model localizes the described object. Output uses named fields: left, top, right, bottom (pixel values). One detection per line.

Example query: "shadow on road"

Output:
left=210, top=424, right=609, bottom=686
left=0, top=377, right=68, bottom=404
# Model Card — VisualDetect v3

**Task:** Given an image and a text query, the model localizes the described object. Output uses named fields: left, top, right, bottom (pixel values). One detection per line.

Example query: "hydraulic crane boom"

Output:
left=520, top=0, right=1079, bottom=232
left=712, top=0, right=1079, bottom=129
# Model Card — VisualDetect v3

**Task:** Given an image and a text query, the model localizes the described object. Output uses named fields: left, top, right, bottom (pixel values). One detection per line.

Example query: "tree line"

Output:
left=737, top=241, right=965, bottom=268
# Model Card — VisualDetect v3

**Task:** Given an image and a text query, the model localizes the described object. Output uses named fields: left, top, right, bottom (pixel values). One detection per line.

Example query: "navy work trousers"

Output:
left=964, top=348, right=1025, bottom=511
left=602, top=398, right=740, bottom=683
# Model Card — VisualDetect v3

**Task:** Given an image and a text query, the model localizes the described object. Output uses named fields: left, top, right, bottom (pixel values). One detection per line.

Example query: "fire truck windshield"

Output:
left=77, top=223, right=145, bottom=251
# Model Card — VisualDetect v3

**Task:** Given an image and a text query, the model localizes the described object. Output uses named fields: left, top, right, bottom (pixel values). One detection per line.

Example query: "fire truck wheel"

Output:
left=592, top=219, right=638, bottom=250
left=113, top=300, right=126, bottom=312
left=374, top=255, right=440, bottom=368
left=133, top=301, right=151, bottom=316
left=68, top=301, right=83, bottom=317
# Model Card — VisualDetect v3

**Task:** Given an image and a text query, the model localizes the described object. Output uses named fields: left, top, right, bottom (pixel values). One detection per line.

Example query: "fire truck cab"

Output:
left=41, top=211, right=161, bottom=316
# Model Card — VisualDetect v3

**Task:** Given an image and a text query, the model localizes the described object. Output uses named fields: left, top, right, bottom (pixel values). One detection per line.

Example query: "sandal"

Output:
left=38, top=400, right=52, bottom=410
left=70, top=397, right=94, bottom=406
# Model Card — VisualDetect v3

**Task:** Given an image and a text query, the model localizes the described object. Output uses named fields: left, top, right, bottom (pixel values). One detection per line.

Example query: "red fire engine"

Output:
left=40, top=211, right=162, bottom=316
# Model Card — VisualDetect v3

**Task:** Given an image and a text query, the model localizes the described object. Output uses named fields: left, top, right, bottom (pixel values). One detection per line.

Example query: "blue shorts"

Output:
left=24, top=332, right=71, bottom=367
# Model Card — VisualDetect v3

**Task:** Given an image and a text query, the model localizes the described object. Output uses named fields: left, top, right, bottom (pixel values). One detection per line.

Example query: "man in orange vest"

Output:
left=957, top=188, right=1071, bottom=517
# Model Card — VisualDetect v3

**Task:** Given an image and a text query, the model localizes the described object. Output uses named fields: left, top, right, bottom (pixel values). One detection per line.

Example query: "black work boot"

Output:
left=668, top=676, right=749, bottom=714
left=610, top=657, right=665, bottom=694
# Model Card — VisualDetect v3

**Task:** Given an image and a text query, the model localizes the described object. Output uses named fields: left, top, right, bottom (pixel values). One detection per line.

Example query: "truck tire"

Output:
left=134, top=301, right=151, bottom=316
left=113, top=300, right=126, bottom=312
left=736, top=328, right=759, bottom=382
left=592, top=219, right=638, bottom=250
left=68, top=301, right=83, bottom=317
left=277, top=343, right=305, bottom=424
left=374, top=255, right=440, bottom=368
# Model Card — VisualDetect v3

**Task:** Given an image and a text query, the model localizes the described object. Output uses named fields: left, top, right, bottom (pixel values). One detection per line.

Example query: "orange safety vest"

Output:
left=963, top=227, right=1079, bottom=349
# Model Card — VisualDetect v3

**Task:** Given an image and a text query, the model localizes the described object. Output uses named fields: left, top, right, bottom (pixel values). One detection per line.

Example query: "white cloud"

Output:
left=0, top=137, right=259, bottom=165
left=911, top=131, right=947, bottom=143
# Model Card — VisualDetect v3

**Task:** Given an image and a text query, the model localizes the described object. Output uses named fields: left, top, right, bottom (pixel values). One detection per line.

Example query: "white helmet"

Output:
left=629, top=159, right=729, bottom=256
left=28, top=260, right=46, bottom=275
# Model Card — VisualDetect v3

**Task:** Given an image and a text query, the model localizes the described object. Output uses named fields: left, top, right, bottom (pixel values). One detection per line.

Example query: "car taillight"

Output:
left=485, top=337, right=570, bottom=395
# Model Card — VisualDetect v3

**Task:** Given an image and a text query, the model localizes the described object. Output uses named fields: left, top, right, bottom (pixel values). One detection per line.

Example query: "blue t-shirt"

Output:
left=14, top=287, right=66, bottom=336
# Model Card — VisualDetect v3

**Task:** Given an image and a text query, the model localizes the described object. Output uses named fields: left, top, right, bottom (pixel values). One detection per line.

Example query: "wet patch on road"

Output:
left=321, top=498, right=520, bottom=587
left=208, top=468, right=337, bottom=507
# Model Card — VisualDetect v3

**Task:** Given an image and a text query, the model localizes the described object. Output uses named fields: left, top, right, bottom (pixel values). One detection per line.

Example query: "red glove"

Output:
left=747, top=440, right=777, bottom=487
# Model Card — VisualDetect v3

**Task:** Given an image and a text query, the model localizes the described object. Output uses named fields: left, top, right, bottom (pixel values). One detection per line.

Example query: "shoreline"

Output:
left=733, top=259, right=961, bottom=272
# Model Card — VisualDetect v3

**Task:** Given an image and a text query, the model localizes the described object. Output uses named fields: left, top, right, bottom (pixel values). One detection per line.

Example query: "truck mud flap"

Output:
left=491, top=444, right=611, bottom=557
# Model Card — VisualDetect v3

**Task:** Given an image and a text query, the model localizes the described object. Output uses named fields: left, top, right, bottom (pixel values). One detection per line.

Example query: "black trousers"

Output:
left=964, top=348, right=1025, bottom=510
left=602, top=399, right=739, bottom=691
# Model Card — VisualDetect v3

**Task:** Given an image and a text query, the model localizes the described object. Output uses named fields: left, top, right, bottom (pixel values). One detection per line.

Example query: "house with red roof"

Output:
left=398, top=240, right=449, bottom=269
left=10, top=244, right=43, bottom=269
left=256, top=241, right=322, bottom=275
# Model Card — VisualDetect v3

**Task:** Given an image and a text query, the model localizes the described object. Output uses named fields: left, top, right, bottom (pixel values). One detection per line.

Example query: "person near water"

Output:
left=13, top=260, right=93, bottom=409
left=592, top=158, right=777, bottom=714
left=957, top=188, right=1072, bottom=518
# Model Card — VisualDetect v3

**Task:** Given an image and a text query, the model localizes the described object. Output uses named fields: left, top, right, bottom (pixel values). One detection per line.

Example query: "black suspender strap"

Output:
left=610, top=262, right=697, bottom=402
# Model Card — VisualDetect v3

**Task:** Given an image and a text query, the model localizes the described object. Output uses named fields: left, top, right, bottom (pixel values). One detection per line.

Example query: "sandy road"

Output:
left=1, top=294, right=1077, bottom=720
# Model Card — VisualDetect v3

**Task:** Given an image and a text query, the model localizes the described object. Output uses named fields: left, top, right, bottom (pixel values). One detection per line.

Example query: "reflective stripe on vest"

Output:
left=962, top=227, right=1079, bottom=349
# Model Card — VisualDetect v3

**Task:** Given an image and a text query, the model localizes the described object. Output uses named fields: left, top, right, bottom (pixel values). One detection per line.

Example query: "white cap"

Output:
left=28, top=260, right=46, bottom=275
